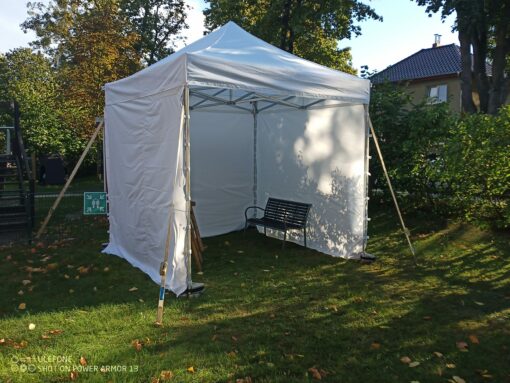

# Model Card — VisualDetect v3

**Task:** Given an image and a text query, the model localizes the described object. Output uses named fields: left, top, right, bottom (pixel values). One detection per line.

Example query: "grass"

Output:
left=0, top=204, right=509, bottom=382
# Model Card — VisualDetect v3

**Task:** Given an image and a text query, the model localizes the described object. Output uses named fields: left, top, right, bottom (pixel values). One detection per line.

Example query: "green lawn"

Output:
left=0, top=205, right=509, bottom=382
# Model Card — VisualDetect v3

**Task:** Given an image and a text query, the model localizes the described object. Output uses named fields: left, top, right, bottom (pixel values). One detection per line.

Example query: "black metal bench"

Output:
left=244, top=197, right=312, bottom=248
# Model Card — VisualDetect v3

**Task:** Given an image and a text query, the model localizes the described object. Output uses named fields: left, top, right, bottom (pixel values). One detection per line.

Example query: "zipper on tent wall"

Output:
left=184, top=86, right=193, bottom=290
left=252, top=101, right=258, bottom=217
left=362, top=104, right=371, bottom=257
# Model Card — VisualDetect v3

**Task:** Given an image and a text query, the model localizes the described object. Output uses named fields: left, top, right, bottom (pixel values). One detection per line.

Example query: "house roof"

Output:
left=370, top=44, right=491, bottom=84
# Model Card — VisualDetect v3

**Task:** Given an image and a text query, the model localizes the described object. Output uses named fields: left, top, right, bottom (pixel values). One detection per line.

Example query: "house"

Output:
left=370, top=36, right=493, bottom=113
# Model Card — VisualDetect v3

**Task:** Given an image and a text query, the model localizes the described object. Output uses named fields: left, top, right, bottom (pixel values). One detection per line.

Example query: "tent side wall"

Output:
left=256, top=104, right=367, bottom=257
left=103, top=85, right=189, bottom=296
left=189, top=105, right=254, bottom=237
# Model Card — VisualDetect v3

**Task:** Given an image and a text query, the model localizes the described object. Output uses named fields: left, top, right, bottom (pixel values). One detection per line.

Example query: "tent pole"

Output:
left=35, top=119, right=103, bottom=239
left=368, top=117, right=416, bottom=261
left=252, top=101, right=258, bottom=212
left=184, top=85, right=193, bottom=290
left=155, top=86, right=192, bottom=325
left=362, top=105, right=371, bottom=256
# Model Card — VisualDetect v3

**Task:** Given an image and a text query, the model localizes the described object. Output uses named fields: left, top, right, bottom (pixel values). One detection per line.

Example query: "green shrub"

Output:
left=369, top=82, right=457, bottom=211
left=369, top=83, right=509, bottom=230
left=441, top=107, right=510, bottom=229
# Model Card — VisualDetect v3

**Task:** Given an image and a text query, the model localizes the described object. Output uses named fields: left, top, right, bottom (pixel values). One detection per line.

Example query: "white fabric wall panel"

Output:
left=189, top=108, right=254, bottom=237
left=104, top=87, right=189, bottom=295
left=257, top=105, right=366, bottom=258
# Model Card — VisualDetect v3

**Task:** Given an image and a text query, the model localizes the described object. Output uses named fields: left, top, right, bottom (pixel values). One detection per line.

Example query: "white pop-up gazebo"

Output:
left=103, top=22, right=373, bottom=297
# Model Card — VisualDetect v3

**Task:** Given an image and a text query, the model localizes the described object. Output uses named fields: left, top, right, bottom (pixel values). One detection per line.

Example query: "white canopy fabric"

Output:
left=104, top=22, right=371, bottom=296
left=105, top=21, right=369, bottom=106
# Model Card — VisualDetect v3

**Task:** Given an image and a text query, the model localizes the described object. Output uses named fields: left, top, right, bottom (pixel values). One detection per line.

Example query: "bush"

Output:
left=440, top=107, right=510, bottom=229
left=369, top=82, right=457, bottom=211
left=370, top=83, right=509, bottom=230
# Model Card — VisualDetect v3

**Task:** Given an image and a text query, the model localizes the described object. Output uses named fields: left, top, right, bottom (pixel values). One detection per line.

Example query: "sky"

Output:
left=0, top=0, right=458, bottom=74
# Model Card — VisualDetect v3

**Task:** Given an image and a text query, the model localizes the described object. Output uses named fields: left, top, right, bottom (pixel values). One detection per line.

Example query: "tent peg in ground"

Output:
left=178, top=282, right=205, bottom=298
left=360, top=253, right=377, bottom=263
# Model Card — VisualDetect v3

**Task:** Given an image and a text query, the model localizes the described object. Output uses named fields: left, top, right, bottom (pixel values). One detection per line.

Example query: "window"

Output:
left=428, top=84, right=448, bottom=103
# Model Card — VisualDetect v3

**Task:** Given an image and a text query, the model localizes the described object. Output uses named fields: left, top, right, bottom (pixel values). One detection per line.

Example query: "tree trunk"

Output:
left=472, top=27, right=490, bottom=113
left=488, top=28, right=510, bottom=115
left=459, top=29, right=476, bottom=114
left=280, top=0, right=293, bottom=52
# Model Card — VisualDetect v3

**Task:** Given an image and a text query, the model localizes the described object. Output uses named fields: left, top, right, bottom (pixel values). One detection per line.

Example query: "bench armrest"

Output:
left=245, top=206, right=265, bottom=220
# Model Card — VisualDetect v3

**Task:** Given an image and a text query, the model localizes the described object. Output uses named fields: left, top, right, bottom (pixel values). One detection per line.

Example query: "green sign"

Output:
left=83, top=192, right=107, bottom=215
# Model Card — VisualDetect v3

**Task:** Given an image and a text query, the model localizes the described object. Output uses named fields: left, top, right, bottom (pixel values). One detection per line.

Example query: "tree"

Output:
left=416, top=0, right=510, bottom=114
left=203, top=0, right=381, bottom=73
left=120, top=0, right=188, bottom=65
left=22, top=0, right=142, bottom=144
left=0, top=49, right=75, bottom=156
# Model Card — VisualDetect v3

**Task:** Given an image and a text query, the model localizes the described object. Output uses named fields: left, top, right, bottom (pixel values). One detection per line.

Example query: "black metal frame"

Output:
left=0, top=101, right=35, bottom=242
left=244, top=198, right=311, bottom=249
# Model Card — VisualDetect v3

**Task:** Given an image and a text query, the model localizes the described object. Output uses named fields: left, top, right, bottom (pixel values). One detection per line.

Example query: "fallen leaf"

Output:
left=476, top=369, right=493, bottom=379
left=456, top=341, right=469, bottom=352
left=151, top=378, right=160, bottom=383
left=473, top=301, right=485, bottom=306
left=18, top=290, right=24, bottom=295
left=159, top=370, right=173, bottom=380
left=48, top=329, right=63, bottom=335
left=41, top=335, right=50, bottom=340
left=79, top=356, right=87, bottom=366
left=433, top=351, right=444, bottom=358
left=30, top=248, right=37, bottom=254
left=187, top=366, right=195, bottom=373
left=70, top=370, right=78, bottom=381
left=231, top=335, right=238, bottom=342
left=103, top=267, right=110, bottom=272
left=236, top=377, right=252, bottom=383
left=0, top=338, right=5, bottom=345
left=12, top=340, right=28, bottom=349
left=400, top=356, right=412, bottom=364
left=452, top=376, right=465, bottom=383
left=446, top=363, right=456, bottom=369
left=129, top=287, right=138, bottom=292
left=308, top=367, right=322, bottom=380
left=469, top=334, right=480, bottom=344
left=77, top=266, right=90, bottom=275
left=18, top=303, right=26, bottom=310
left=409, top=361, right=420, bottom=368
left=22, top=280, right=31, bottom=286
left=28, top=323, right=36, bottom=330
left=46, top=263, right=59, bottom=271
left=132, top=339, right=143, bottom=351
left=370, top=341, right=381, bottom=350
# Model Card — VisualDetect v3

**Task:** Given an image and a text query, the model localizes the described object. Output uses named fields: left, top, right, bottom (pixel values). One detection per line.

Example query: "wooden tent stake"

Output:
left=35, top=119, right=104, bottom=239
left=155, top=206, right=174, bottom=325
left=368, top=117, right=416, bottom=261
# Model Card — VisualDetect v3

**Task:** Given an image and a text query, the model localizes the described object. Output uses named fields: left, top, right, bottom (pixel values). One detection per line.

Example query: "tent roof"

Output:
left=106, top=22, right=370, bottom=106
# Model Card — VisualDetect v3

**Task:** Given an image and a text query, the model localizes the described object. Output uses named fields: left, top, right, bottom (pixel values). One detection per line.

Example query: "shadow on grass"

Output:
left=0, top=203, right=509, bottom=382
